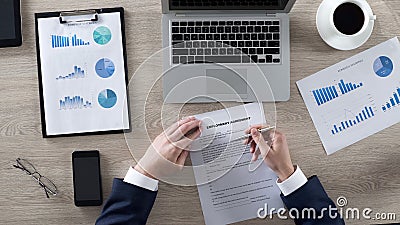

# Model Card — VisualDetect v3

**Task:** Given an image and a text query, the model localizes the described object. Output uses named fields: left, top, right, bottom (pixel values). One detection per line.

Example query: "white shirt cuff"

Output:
left=123, top=167, right=159, bottom=191
left=276, top=165, right=308, bottom=196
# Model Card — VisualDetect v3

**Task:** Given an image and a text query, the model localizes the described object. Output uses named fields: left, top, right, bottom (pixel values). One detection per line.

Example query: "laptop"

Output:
left=161, top=0, right=296, bottom=103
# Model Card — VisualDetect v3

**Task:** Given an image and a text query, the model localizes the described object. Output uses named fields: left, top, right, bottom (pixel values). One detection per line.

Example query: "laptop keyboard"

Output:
left=170, top=20, right=281, bottom=64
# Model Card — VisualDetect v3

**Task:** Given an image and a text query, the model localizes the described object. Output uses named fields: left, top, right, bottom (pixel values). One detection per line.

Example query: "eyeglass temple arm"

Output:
left=44, top=187, right=50, bottom=198
left=13, top=164, right=24, bottom=170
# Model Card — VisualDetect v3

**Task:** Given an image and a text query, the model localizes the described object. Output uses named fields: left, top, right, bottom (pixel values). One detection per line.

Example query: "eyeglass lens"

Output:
left=39, top=176, right=58, bottom=194
left=17, top=158, right=36, bottom=175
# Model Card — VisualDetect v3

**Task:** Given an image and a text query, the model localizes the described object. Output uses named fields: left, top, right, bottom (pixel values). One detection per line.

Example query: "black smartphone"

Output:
left=72, top=150, right=103, bottom=206
left=0, top=0, right=22, bottom=48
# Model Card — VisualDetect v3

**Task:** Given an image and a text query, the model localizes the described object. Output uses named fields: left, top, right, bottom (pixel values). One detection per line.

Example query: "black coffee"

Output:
left=333, top=2, right=365, bottom=35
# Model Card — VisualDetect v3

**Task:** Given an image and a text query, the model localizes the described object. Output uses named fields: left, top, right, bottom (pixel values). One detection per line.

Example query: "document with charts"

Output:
left=35, top=9, right=129, bottom=137
left=297, top=37, right=400, bottom=155
left=190, top=103, right=284, bottom=225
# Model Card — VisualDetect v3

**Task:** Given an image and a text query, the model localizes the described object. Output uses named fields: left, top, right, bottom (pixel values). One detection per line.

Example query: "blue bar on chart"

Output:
left=382, top=87, right=400, bottom=112
left=312, top=79, right=363, bottom=106
left=51, top=35, right=70, bottom=48
left=312, top=85, right=339, bottom=106
left=51, top=34, right=89, bottom=48
left=338, top=79, right=363, bottom=94
left=331, top=106, right=375, bottom=135
left=71, top=34, right=90, bottom=47
left=59, top=96, right=92, bottom=110
left=56, top=66, right=85, bottom=80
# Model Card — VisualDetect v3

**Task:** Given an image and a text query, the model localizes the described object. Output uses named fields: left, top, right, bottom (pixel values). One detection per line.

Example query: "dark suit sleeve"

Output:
left=96, top=178, right=157, bottom=225
left=280, top=176, right=345, bottom=225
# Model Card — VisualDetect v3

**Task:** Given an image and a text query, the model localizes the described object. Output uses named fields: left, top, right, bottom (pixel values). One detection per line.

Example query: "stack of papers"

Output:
left=190, top=103, right=284, bottom=225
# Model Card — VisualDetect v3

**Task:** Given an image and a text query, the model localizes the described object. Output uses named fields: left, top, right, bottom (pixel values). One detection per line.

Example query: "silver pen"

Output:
left=232, top=126, right=276, bottom=141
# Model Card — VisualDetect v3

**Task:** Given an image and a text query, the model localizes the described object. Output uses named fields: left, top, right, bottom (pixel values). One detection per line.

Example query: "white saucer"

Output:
left=316, top=0, right=375, bottom=51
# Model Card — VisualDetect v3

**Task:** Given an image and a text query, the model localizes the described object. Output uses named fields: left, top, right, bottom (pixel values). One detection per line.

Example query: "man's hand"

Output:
left=244, top=126, right=295, bottom=182
left=135, top=117, right=202, bottom=180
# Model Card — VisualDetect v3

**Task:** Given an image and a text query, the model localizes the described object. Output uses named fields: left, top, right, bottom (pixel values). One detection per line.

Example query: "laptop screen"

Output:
left=169, top=0, right=290, bottom=10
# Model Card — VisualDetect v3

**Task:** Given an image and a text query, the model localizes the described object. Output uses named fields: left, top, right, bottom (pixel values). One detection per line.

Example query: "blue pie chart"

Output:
left=95, top=58, right=115, bottom=78
left=373, top=56, right=393, bottom=77
left=93, top=26, right=112, bottom=45
left=98, top=89, right=117, bottom=109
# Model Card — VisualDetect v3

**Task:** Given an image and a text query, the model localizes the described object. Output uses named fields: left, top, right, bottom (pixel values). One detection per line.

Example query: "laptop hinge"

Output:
left=175, top=12, right=275, bottom=17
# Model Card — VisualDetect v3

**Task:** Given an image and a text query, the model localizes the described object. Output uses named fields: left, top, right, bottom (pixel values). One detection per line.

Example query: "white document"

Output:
left=191, top=103, right=284, bottom=225
left=37, top=12, right=129, bottom=136
left=297, top=37, right=400, bottom=155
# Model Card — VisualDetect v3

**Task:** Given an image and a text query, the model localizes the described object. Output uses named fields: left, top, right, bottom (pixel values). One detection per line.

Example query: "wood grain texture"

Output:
left=0, top=0, right=399, bottom=224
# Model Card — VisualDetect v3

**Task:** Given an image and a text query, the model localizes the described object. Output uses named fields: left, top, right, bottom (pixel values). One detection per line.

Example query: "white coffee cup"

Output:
left=317, top=0, right=376, bottom=50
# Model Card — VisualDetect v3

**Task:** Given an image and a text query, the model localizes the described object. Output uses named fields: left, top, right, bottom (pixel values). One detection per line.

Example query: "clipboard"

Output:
left=35, top=7, right=131, bottom=137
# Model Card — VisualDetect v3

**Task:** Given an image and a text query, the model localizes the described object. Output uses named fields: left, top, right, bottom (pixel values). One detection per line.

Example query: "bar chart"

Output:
left=338, top=79, right=363, bottom=95
left=56, top=66, right=85, bottom=80
left=51, top=35, right=69, bottom=48
left=381, top=87, right=400, bottom=112
left=331, top=106, right=375, bottom=135
left=59, top=96, right=92, bottom=110
left=312, top=79, right=363, bottom=106
left=71, top=34, right=90, bottom=47
left=51, top=34, right=89, bottom=48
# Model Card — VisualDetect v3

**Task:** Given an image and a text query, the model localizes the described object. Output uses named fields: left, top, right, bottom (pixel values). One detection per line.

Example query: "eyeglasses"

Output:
left=13, top=158, right=58, bottom=198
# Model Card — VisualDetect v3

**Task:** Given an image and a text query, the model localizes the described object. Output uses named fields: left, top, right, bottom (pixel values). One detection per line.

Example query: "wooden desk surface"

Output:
left=0, top=0, right=399, bottom=224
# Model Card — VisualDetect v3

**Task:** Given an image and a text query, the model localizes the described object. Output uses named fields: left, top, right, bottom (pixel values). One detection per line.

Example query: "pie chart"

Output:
left=373, top=56, right=393, bottom=78
left=93, top=26, right=112, bottom=45
left=95, top=58, right=115, bottom=78
left=98, top=89, right=117, bottom=109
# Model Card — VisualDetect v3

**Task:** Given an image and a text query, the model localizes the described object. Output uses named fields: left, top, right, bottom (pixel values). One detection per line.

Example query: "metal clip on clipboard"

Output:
left=59, top=10, right=98, bottom=24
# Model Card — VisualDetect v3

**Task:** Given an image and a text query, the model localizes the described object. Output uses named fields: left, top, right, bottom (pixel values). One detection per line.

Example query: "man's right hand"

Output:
left=135, top=116, right=202, bottom=180
left=244, top=126, right=295, bottom=182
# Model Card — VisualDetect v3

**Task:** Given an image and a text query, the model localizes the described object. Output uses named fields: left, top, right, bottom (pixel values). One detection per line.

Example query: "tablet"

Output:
left=0, top=0, right=22, bottom=48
